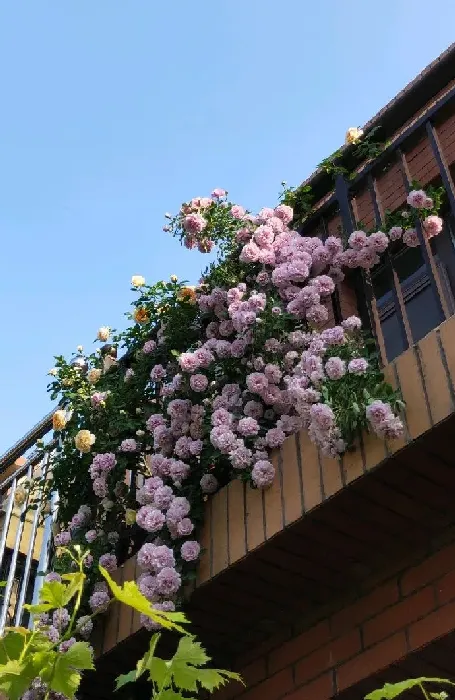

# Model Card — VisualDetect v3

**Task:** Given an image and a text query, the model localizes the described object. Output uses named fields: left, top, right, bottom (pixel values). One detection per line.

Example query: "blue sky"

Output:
left=1, top=0, right=455, bottom=454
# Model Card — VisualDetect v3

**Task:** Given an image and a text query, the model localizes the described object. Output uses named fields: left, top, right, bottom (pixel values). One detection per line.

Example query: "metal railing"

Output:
left=300, top=87, right=455, bottom=364
left=0, top=432, right=57, bottom=632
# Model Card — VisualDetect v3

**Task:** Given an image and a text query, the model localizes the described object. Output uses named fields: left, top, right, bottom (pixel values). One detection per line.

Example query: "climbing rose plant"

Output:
left=34, top=185, right=443, bottom=634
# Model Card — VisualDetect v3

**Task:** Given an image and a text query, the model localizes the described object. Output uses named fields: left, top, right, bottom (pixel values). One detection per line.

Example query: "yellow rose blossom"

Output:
left=345, top=127, right=364, bottom=145
left=170, top=275, right=178, bottom=282
left=48, top=368, right=58, bottom=377
left=77, top=345, right=83, bottom=353
left=14, top=487, right=27, bottom=508
left=74, top=429, right=96, bottom=453
left=52, top=409, right=67, bottom=431
left=125, top=508, right=137, bottom=526
left=133, top=307, right=149, bottom=324
left=87, top=368, right=102, bottom=384
left=131, top=275, right=146, bottom=287
left=177, top=286, right=197, bottom=304
left=97, top=326, right=110, bottom=342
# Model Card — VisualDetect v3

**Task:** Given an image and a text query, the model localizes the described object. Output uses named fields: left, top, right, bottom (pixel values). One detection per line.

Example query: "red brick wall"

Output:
left=214, top=538, right=455, bottom=700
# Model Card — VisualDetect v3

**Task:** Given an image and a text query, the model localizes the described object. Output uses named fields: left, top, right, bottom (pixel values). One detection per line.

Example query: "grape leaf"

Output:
left=50, top=642, right=94, bottom=699
left=100, top=567, right=187, bottom=633
left=0, top=659, right=36, bottom=700
left=0, top=631, right=28, bottom=664
left=61, top=572, right=85, bottom=605
left=366, top=679, right=455, bottom=700
left=38, top=581, right=67, bottom=608
left=115, top=669, right=138, bottom=690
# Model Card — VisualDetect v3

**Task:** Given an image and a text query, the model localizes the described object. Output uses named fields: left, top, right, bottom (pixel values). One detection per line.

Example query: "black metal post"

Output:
left=334, top=174, right=377, bottom=338
left=398, top=148, right=447, bottom=321
left=368, top=174, right=410, bottom=351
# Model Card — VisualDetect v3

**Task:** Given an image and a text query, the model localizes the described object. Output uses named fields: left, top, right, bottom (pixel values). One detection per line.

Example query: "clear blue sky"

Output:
left=1, top=1, right=455, bottom=454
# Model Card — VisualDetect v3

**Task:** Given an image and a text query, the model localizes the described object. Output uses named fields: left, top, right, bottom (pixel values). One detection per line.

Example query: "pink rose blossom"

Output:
left=183, top=213, right=207, bottom=234
left=325, top=357, right=346, bottom=380
left=231, top=204, right=246, bottom=219
left=407, top=189, right=427, bottom=209
left=190, top=373, right=208, bottom=392
left=423, top=215, right=443, bottom=238
left=181, top=540, right=201, bottom=561
left=237, top=417, right=260, bottom=437
left=252, top=460, right=275, bottom=488
left=348, top=358, right=369, bottom=374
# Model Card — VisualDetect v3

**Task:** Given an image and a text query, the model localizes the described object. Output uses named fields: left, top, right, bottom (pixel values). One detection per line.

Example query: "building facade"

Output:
left=2, top=44, right=455, bottom=700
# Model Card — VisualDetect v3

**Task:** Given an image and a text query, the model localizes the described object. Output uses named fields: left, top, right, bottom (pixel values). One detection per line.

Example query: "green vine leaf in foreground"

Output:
left=116, top=632, right=242, bottom=697
left=366, top=678, right=455, bottom=700
left=100, top=566, right=188, bottom=634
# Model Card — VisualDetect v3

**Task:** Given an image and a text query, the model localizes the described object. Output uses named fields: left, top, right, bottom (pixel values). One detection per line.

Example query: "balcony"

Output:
left=3, top=49, right=455, bottom=700
left=79, top=68, right=455, bottom=696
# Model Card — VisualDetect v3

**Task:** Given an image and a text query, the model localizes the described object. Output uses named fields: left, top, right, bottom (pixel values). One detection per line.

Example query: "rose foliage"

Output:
left=33, top=185, right=443, bottom=636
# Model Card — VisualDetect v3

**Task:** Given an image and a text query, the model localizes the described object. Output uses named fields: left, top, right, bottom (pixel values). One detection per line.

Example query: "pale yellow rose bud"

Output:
left=48, top=368, right=58, bottom=377
left=97, top=326, right=110, bottom=342
left=14, top=486, right=27, bottom=507
left=77, top=345, right=83, bottom=353
left=52, top=409, right=67, bottom=431
left=87, top=368, right=102, bottom=384
left=170, top=275, right=178, bottom=282
left=74, top=429, right=96, bottom=453
left=345, top=127, right=363, bottom=145
left=131, top=275, right=146, bottom=287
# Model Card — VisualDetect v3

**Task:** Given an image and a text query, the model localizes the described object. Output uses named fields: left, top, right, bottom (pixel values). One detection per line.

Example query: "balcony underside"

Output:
left=79, top=410, right=455, bottom=699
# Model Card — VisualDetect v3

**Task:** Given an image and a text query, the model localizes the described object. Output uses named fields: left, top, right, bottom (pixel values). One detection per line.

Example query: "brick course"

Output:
left=213, top=539, right=455, bottom=700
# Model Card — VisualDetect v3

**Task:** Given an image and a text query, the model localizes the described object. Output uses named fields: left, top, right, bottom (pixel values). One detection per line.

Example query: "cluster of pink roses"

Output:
left=52, top=186, right=441, bottom=634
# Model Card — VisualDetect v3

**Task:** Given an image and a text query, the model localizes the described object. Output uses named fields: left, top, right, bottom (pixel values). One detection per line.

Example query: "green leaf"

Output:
left=174, top=636, right=209, bottom=667
left=61, top=572, right=85, bottom=605
left=50, top=642, right=94, bottom=699
left=148, top=656, right=168, bottom=688
left=99, top=567, right=187, bottom=633
left=197, top=668, right=242, bottom=691
left=63, top=641, right=94, bottom=671
left=0, top=631, right=28, bottom=664
left=24, top=603, right=53, bottom=614
left=136, top=633, right=160, bottom=679
left=159, top=690, right=189, bottom=700
left=39, top=581, right=67, bottom=608
left=115, top=669, right=137, bottom=690
left=366, top=679, right=455, bottom=700
left=0, top=659, right=37, bottom=700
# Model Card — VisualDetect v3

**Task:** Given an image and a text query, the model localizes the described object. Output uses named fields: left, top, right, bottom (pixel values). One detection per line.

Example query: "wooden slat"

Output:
left=341, top=435, right=365, bottom=485
left=418, top=330, right=453, bottom=425
left=117, top=557, right=135, bottom=644
left=298, top=430, right=323, bottom=511
left=281, top=434, right=304, bottom=525
left=319, top=450, right=342, bottom=498
left=263, top=449, right=284, bottom=538
left=131, top=556, right=141, bottom=635
left=362, top=430, right=388, bottom=471
left=395, top=347, right=432, bottom=440
left=245, top=483, right=265, bottom=551
left=439, top=314, right=455, bottom=387
left=102, top=567, right=123, bottom=655
left=227, top=479, right=246, bottom=565
left=196, top=499, right=212, bottom=585
left=211, top=488, right=229, bottom=576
